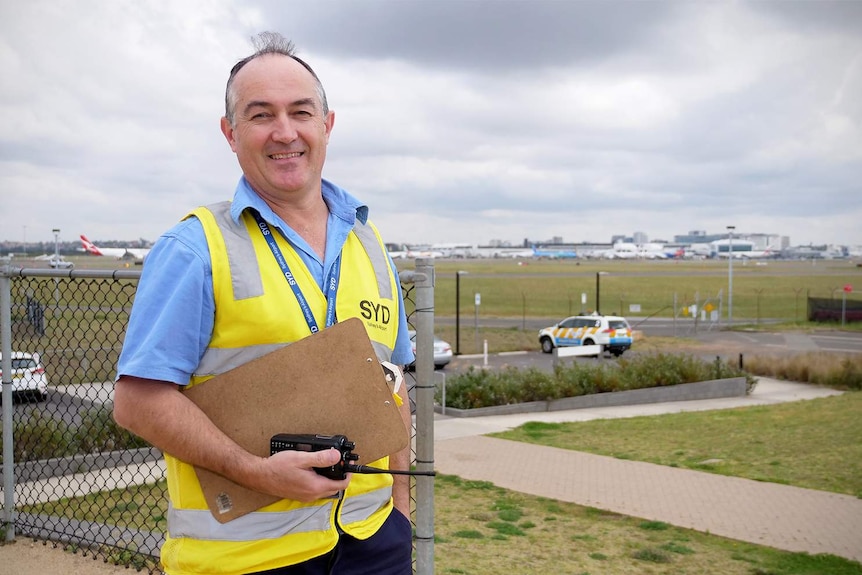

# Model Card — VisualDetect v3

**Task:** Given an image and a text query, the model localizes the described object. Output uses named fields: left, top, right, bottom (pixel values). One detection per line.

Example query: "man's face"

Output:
left=221, top=54, right=334, bottom=202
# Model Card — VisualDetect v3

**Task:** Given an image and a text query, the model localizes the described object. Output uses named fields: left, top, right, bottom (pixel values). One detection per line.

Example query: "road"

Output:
left=435, top=316, right=862, bottom=375
left=3, top=382, right=113, bottom=424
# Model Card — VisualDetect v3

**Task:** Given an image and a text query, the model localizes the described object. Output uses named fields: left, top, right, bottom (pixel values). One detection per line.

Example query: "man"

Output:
left=113, top=32, right=414, bottom=575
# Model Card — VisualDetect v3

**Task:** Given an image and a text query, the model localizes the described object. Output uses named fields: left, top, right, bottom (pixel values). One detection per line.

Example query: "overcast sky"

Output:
left=2, top=0, right=861, bottom=248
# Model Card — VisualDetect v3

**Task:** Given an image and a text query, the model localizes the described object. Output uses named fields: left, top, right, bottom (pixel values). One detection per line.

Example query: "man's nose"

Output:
left=271, top=113, right=298, bottom=142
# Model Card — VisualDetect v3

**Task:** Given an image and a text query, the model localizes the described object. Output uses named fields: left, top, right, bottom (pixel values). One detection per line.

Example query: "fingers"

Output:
left=263, top=448, right=350, bottom=502
left=314, top=447, right=344, bottom=468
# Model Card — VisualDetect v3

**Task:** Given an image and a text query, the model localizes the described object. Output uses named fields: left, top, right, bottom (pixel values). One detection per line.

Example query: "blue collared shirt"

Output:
left=117, top=177, right=414, bottom=385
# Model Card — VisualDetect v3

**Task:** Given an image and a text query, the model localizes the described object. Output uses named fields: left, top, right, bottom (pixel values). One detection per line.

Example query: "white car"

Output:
left=538, top=314, right=633, bottom=357
left=407, top=330, right=453, bottom=370
left=49, top=257, right=74, bottom=269
left=0, top=351, right=49, bottom=401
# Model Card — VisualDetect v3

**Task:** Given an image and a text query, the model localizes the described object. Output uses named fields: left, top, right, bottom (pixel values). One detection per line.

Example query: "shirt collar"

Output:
left=230, top=176, right=368, bottom=229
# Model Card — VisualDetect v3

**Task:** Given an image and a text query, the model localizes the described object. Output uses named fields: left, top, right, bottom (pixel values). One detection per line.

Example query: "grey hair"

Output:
left=224, top=32, right=329, bottom=126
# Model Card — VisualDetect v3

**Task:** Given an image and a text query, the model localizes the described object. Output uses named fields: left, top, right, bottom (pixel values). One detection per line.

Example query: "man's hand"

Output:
left=259, top=447, right=351, bottom=501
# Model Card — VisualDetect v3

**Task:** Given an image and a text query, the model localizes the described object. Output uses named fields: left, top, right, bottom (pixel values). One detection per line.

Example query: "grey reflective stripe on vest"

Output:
left=350, top=220, right=392, bottom=299
left=371, top=341, right=393, bottom=364
left=196, top=342, right=286, bottom=378
left=168, top=500, right=335, bottom=541
left=197, top=339, right=392, bottom=379
left=340, top=485, right=393, bottom=525
left=208, top=201, right=263, bottom=301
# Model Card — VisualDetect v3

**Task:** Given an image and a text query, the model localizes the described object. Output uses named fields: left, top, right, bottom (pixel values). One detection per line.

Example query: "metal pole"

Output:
left=595, top=272, right=600, bottom=313
left=474, top=294, right=479, bottom=352
left=2, top=270, right=16, bottom=541
left=454, top=271, right=461, bottom=355
left=413, top=258, right=435, bottom=575
left=727, top=226, right=735, bottom=326
left=673, top=292, right=677, bottom=337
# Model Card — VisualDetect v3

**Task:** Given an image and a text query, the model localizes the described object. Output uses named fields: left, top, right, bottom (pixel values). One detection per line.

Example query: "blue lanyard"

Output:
left=251, top=211, right=340, bottom=333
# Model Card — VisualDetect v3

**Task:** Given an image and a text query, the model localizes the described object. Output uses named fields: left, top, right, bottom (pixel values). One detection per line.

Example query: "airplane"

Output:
left=711, top=240, right=776, bottom=259
left=80, top=235, right=151, bottom=262
left=531, top=246, right=578, bottom=259
left=603, top=242, right=673, bottom=260
left=603, top=242, right=639, bottom=259
left=638, top=243, right=669, bottom=259
left=686, top=243, right=713, bottom=259
left=405, top=246, right=445, bottom=259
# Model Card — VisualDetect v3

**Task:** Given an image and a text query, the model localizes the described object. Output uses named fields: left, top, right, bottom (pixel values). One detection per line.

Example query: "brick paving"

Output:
left=432, top=379, right=862, bottom=562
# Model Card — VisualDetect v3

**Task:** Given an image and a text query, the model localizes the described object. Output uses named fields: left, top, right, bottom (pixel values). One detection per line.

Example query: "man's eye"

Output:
left=251, top=112, right=271, bottom=120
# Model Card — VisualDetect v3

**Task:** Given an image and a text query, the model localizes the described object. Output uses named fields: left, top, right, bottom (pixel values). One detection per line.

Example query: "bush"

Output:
left=77, top=406, right=149, bottom=453
left=438, top=353, right=754, bottom=409
left=744, top=352, right=862, bottom=390
left=2, top=405, right=149, bottom=465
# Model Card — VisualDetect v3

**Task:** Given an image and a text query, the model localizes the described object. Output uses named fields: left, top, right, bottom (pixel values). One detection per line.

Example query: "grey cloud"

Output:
left=252, top=0, right=673, bottom=71
left=1, top=0, right=860, bottom=246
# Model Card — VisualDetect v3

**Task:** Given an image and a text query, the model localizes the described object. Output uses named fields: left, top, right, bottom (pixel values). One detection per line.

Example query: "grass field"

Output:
left=13, top=253, right=862, bottom=324
left=8, top=254, right=860, bottom=382
left=399, top=257, right=862, bottom=323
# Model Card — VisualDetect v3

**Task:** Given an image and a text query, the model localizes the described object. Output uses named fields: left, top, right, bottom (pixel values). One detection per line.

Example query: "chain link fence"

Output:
left=1, top=262, right=437, bottom=574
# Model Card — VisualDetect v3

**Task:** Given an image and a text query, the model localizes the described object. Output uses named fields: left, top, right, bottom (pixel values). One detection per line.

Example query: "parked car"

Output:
left=407, top=330, right=453, bottom=370
left=49, top=256, right=74, bottom=269
left=0, top=351, right=49, bottom=401
left=538, top=314, right=633, bottom=357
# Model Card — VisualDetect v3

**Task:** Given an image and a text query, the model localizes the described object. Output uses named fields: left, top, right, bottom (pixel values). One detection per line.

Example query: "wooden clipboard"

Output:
left=182, top=317, right=408, bottom=523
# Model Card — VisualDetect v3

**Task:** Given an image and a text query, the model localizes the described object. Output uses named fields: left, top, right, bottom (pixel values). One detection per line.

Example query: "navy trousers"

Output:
left=247, top=508, right=413, bottom=575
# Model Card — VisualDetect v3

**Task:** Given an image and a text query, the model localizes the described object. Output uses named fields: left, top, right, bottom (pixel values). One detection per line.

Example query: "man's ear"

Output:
left=220, top=116, right=238, bottom=152
left=324, top=110, right=335, bottom=145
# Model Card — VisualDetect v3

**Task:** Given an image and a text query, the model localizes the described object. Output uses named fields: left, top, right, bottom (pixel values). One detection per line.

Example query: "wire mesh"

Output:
left=2, top=267, right=431, bottom=574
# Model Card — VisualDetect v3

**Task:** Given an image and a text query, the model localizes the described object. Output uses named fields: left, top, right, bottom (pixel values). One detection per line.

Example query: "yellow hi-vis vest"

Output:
left=160, top=202, right=402, bottom=575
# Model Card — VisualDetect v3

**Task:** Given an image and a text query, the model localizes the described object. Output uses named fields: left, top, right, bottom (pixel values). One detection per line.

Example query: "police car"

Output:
left=538, top=314, right=633, bottom=357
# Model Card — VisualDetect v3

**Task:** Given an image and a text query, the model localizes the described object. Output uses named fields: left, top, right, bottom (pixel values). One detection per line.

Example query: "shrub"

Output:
left=744, top=352, right=862, bottom=390
left=2, top=405, right=149, bottom=465
left=438, top=353, right=753, bottom=409
left=76, top=406, right=149, bottom=453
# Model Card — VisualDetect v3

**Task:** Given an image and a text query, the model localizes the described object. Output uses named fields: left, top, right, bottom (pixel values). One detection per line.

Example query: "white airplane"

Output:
left=80, top=235, right=150, bottom=261
left=531, top=246, right=578, bottom=259
left=711, top=239, right=776, bottom=259
left=406, top=246, right=445, bottom=258
left=604, top=242, right=673, bottom=260
left=638, top=243, right=669, bottom=259
left=604, top=242, right=639, bottom=259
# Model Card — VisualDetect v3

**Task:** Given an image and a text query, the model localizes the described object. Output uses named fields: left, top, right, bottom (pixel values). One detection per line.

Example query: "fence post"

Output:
left=412, top=258, right=435, bottom=575
left=1, top=269, right=16, bottom=542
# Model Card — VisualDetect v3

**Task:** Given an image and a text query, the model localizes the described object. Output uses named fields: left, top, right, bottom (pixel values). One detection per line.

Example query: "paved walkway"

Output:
left=432, top=378, right=862, bottom=562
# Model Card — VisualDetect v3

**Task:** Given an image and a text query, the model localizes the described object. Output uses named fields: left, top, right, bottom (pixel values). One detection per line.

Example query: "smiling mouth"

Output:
left=270, top=152, right=302, bottom=160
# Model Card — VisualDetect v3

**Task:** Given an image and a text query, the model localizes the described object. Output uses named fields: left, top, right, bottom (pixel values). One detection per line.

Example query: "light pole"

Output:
left=52, top=228, right=60, bottom=261
left=727, top=225, right=735, bottom=326
left=596, top=271, right=608, bottom=313
left=455, top=271, right=467, bottom=354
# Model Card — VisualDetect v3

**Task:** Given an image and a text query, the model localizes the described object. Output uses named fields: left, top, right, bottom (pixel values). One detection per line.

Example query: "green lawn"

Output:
left=494, top=392, right=862, bottom=498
